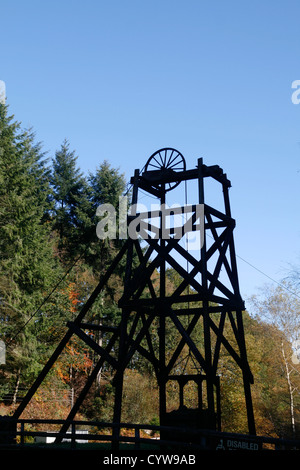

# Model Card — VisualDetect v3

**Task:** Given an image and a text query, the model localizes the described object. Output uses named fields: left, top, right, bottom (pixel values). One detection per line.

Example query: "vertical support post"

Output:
left=71, top=422, right=76, bottom=449
left=20, top=422, right=24, bottom=446
left=112, top=308, right=128, bottom=450
left=198, top=158, right=215, bottom=425
left=159, top=185, right=167, bottom=424
left=223, top=183, right=256, bottom=435
left=236, top=309, right=256, bottom=435
left=223, top=184, right=241, bottom=297
left=112, top=169, right=140, bottom=449
left=134, top=427, right=140, bottom=449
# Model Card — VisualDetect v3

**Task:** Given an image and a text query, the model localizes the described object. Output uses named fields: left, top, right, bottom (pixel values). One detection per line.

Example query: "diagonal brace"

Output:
left=68, top=322, right=118, bottom=369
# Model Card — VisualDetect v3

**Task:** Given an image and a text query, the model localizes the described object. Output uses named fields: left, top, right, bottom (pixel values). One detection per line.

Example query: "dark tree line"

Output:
left=0, top=104, right=126, bottom=403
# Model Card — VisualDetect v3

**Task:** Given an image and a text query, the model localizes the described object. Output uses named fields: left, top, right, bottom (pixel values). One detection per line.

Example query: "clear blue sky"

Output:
left=1, top=0, right=300, bottom=302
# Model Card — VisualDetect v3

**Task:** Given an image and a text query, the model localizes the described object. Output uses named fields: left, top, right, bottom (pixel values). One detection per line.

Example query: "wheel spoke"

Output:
left=149, top=156, right=162, bottom=169
left=167, top=153, right=181, bottom=168
left=166, top=149, right=175, bottom=167
left=164, top=149, right=168, bottom=167
left=158, top=152, right=165, bottom=167
left=168, top=158, right=183, bottom=169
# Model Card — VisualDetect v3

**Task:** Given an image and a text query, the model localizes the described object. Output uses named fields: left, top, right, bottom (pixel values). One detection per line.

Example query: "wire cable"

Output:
left=5, top=246, right=89, bottom=348
left=236, top=253, right=300, bottom=300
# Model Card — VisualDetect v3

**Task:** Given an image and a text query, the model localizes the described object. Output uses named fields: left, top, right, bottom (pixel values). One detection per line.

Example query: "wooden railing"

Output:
left=0, top=417, right=300, bottom=451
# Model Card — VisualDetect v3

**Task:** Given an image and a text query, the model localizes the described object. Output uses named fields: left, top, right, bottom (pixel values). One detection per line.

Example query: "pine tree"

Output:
left=89, top=160, right=126, bottom=208
left=0, top=103, right=58, bottom=397
left=87, top=160, right=127, bottom=275
left=50, top=139, right=92, bottom=260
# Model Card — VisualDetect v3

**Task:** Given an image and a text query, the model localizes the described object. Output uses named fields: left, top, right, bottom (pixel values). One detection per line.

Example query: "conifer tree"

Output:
left=89, top=160, right=126, bottom=208
left=87, top=160, right=126, bottom=275
left=0, top=103, right=58, bottom=396
left=50, top=139, right=92, bottom=260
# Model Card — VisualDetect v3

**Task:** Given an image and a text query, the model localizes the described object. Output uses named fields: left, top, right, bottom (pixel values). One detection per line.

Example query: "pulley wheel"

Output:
left=144, top=148, right=186, bottom=192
